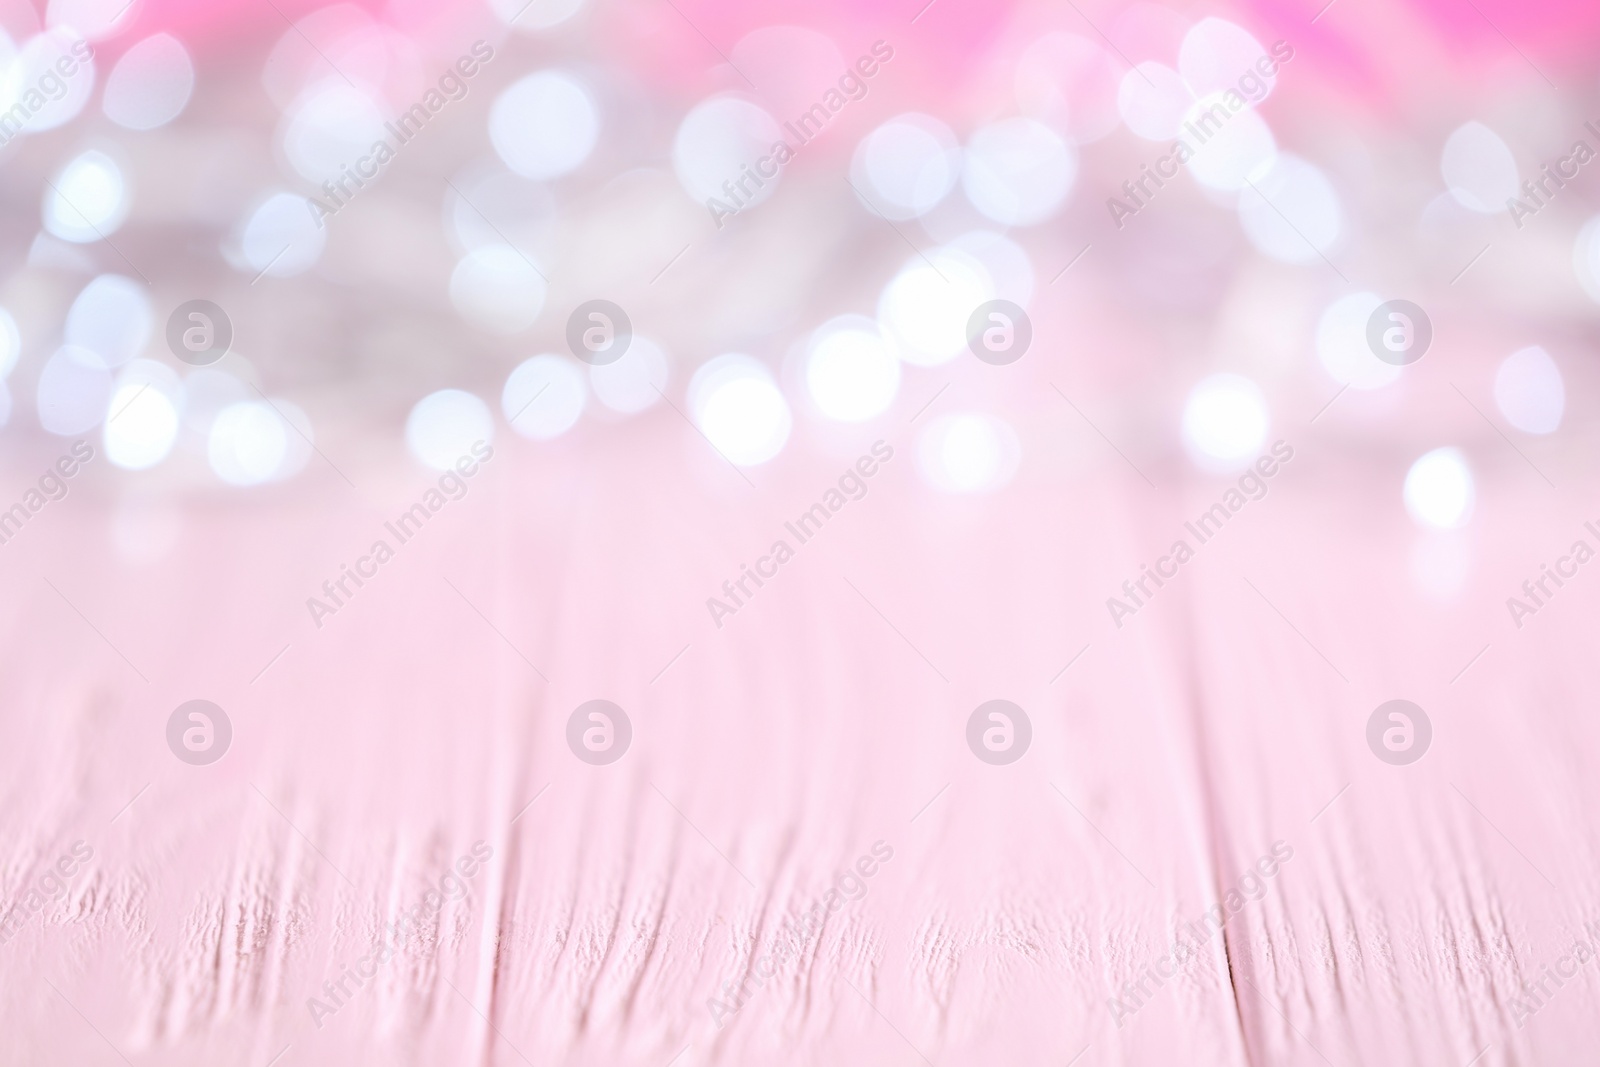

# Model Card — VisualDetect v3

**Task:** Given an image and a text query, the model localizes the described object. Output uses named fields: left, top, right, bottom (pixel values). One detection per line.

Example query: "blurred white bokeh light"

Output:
left=44, top=150, right=127, bottom=243
left=1182, top=373, right=1268, bottom=469
left=488, top=0, right=586, bottom=32
left=1184, top=98, right=1275, bottom=190
left=5, top=29, right=95, bottom=133
left=1494, top=346, right=1563, bottom=434
left=65, top=274, right=150, bottom=367
left=690, top=354, right=791, bottom=466
left=673, top=96, right=782, bottom=207
left=489, top=71, right=599, bottom=180
left=103, top=33, right=195, bottom=130
left=407, top=389, right=493, bottom=470
left=209, top=400, right=311, bottom=486
left=1442, top=121, right=1519, bottom=214
left=281, top=81, right=387, bottom=184
left=450, top=246, right=547, bottom=333
left=1238, top=153, right=1341, bottom=264
left=1316, top=291, right=1401, bottom=391
left=0, top=309, right=19, bottom=379
left=1179, top=18, right=1274, bottom=101
left=877, top=248, right=994, bottom=366
left=1404, top=447, right=1474, bottom=529
left=1117, top=62, right=1190, bottom=141
left=239, top=191, right=327, bottom=278
left=961, top=118, right=1075, bottom=226
left=103, top=360, right=181, bottom=470
left=806, top=316, right=900, bottom=422
left=46, top=0, right=135, bottom=41
left=37, top=345, right=112, bottom=435
left=503, top=354, right=586, bottom=439
left=917, top=411, right=1019, bottom=493
left=852, top=113, right=961, bottom=220
left=590, top=336, right=668, bottom=414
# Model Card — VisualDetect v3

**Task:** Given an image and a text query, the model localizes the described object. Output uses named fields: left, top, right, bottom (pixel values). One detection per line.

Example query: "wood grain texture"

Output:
left=0, top=408, right=1590, bottom=1067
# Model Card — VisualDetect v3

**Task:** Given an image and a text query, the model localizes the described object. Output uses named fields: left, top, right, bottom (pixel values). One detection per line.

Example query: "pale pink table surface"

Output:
left=0, top=394, right=1594, bottom=1066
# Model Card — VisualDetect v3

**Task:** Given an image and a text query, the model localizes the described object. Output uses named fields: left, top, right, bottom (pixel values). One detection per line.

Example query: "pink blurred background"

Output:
left=2, top=0, right=1600, bottom=1064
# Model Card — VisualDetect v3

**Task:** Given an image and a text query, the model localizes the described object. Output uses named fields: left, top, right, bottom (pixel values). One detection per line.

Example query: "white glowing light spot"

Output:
left=37, top=345, right=112, bottom=434
left=673, top=96, right=782, bottom=207
left=1404, top=447, right=1473, bottom=529
left=852, top=113, right=961, bottom=220
left=0, top=308, right=21, bottom=379
left=877, top=248, right=994, bottom=366
left=948, top=230, right=1035, bottom=305
left=806, top=316, right=900, bottom=422
left=1238, top=153, right=1341, bottom=264
left=2, top=29, right=95, bottom=134
left=1442, top=121, right=1519, bottom=214
left=503, top=354, right=586, bottom=439
left=489, top=71, right=598, bottom=180
left=1315, top=291, right=1401, bottom=391
left=1183, top=97, right=1276, bottom=190
left=103, top=33, right=195, bottom=130
left=961, top=118, right=1074, bottom=227
left=590, top=335, right=668, bottom=414
left=1494, top=346, right=1563, bottom=434
left=1117, top=62, right=1191, bottom=141
left=44, top=150, right=127, bottom=243
left=917, top=412, right=1019, bottom=494
left=0, top=381, right=10, bottom=428
left=1575, top=217, right=1600, bottom=304
left=281, top=81, right=387, bottom=184
left=406, top=389, right=493, bottom=470
left=239, top=191, right=327, bottom=278
left=1179, top=18, right=1275, bottom=102
left=47, top=0, right=136, bottom=41
left=209, top=401, right=301, bottom=486
left=103, top=360, right=180, bottom=470
left=690, top=354, right=790, bottom=466
left=450, top=246, right=547, bottom=334
left=488, top=0, right=585, bottom=31
left=65, top=274, right=151, bottom=367
left=1182, top=374, right=1268, bottom=469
